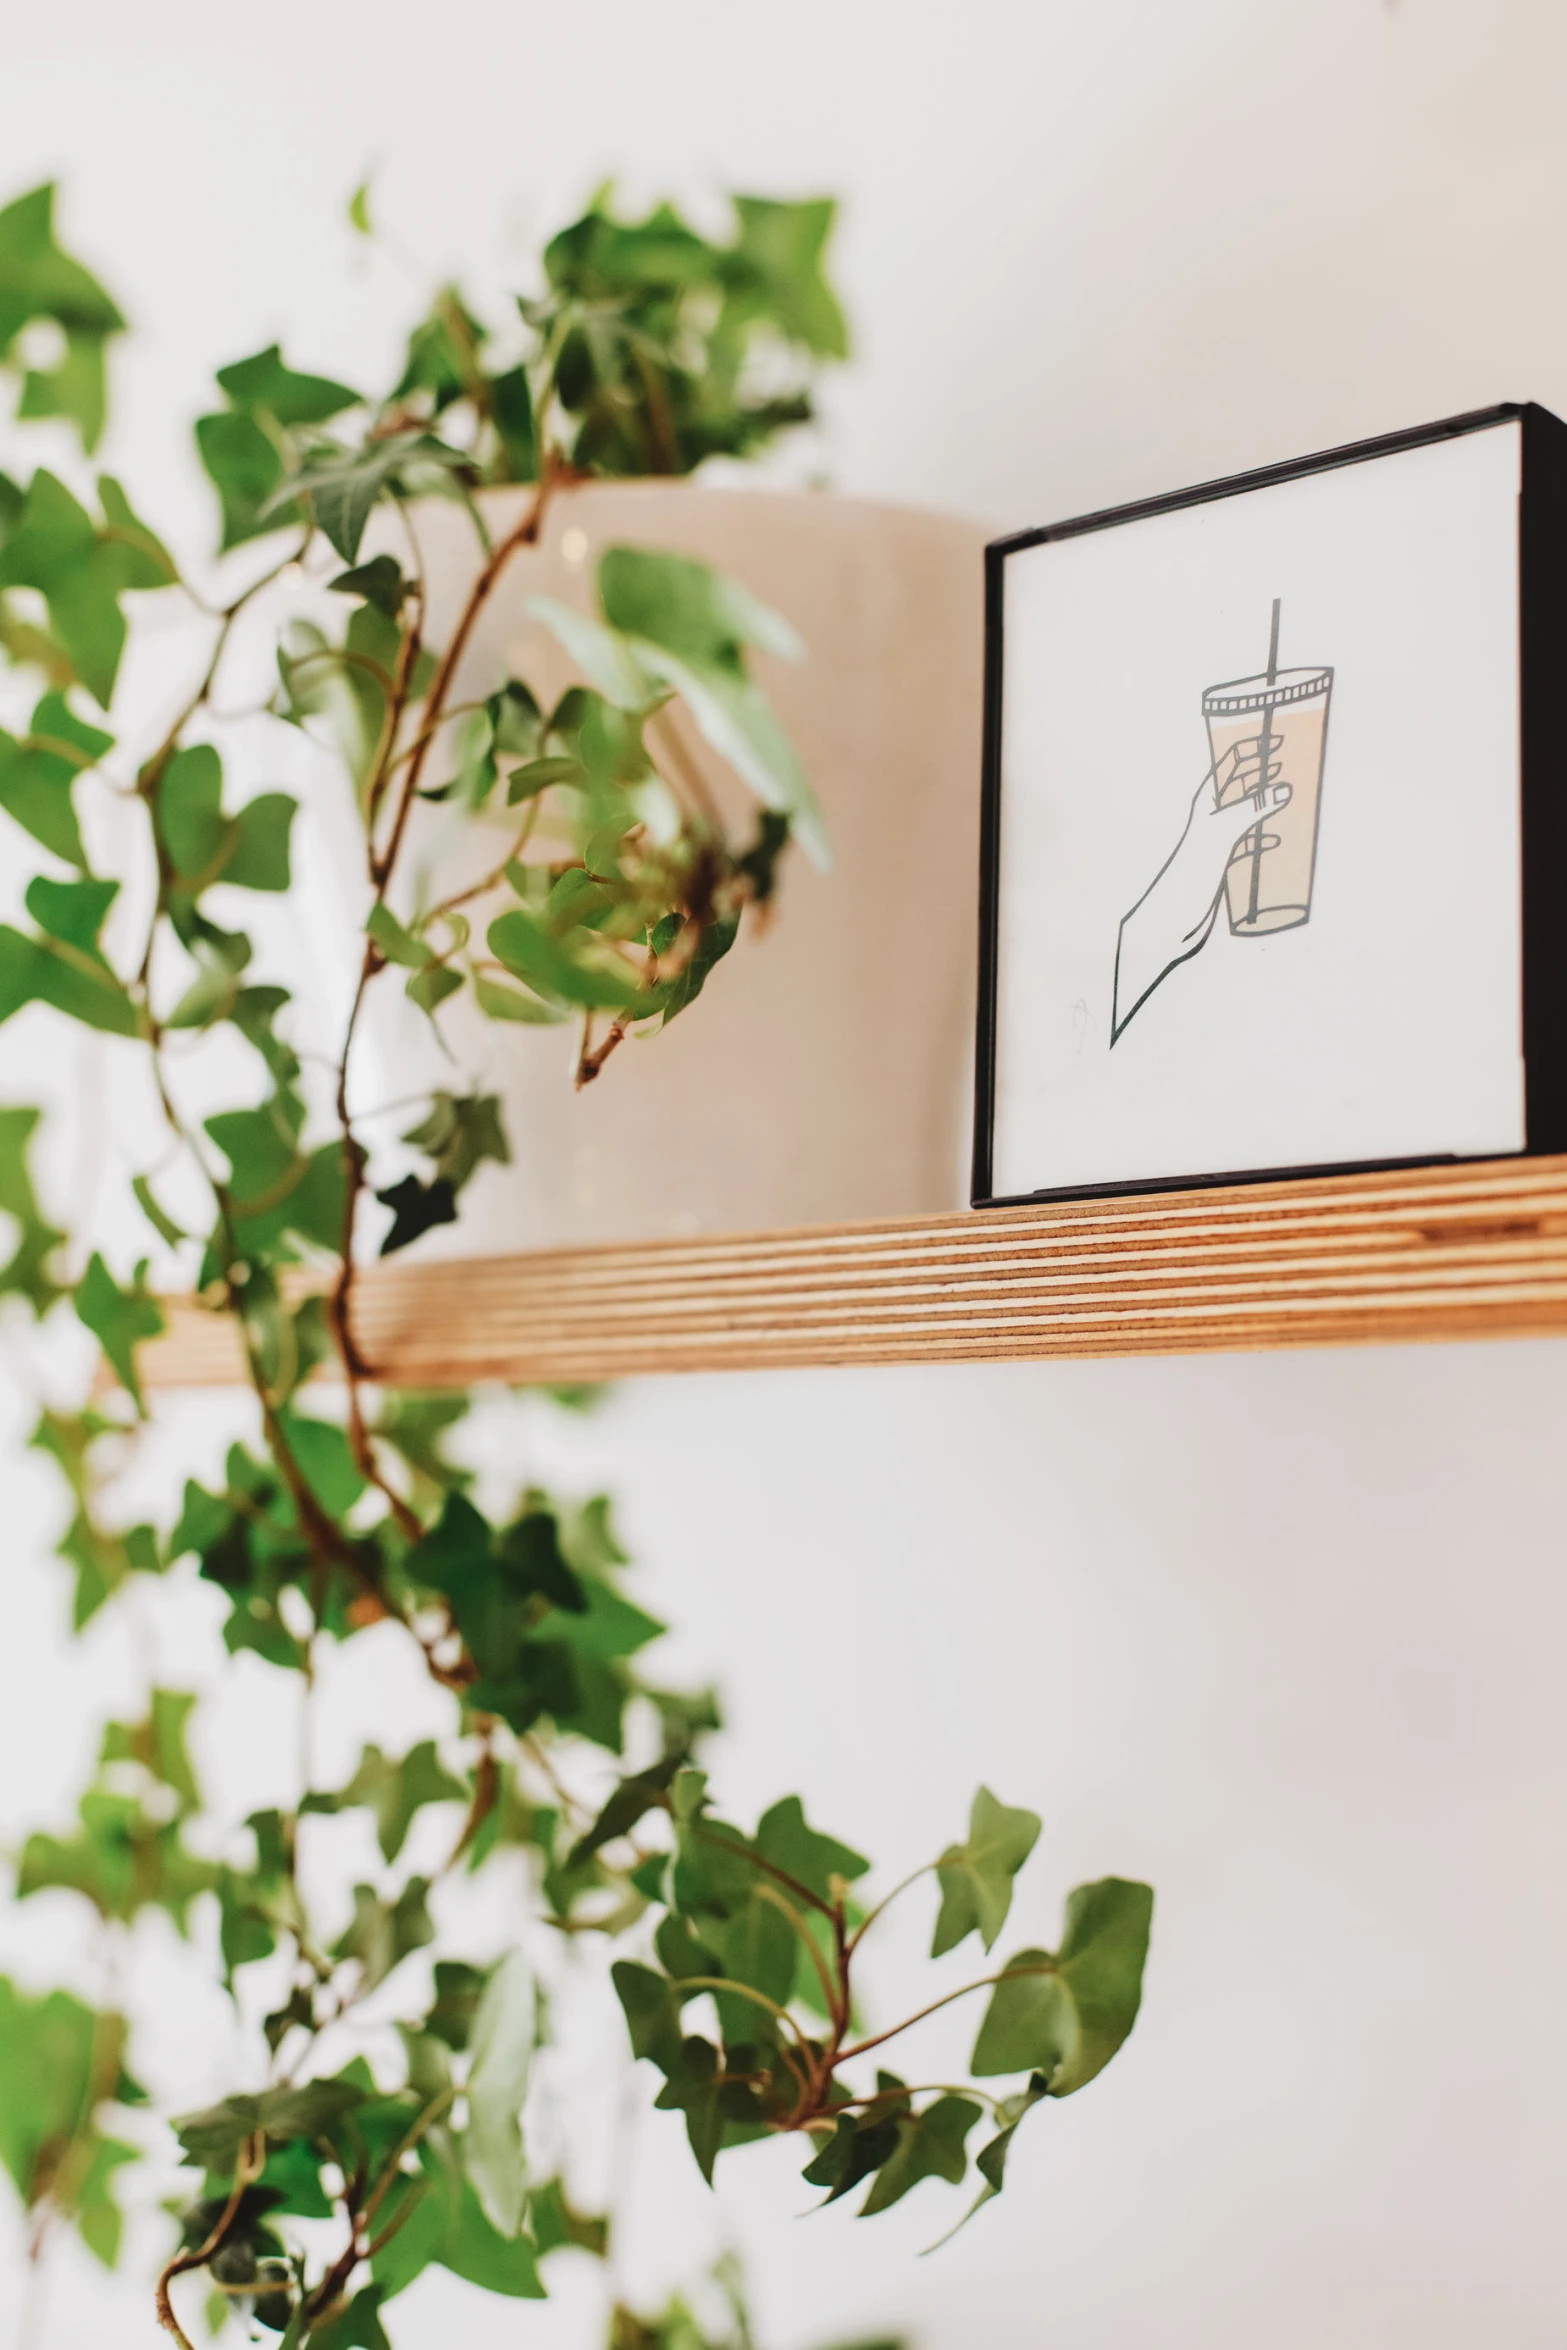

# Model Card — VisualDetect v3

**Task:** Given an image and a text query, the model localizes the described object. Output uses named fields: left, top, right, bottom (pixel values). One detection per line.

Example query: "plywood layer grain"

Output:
left=134, top=1157, right=1567, bottom=1390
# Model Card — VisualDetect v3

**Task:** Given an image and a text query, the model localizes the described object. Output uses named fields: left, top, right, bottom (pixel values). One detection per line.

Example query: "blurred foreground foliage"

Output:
left=0, top=181, right=1151, bottom=2343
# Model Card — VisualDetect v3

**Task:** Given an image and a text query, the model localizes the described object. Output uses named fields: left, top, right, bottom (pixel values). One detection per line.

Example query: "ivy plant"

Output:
left=0, top=180, right=1153, bottom=2346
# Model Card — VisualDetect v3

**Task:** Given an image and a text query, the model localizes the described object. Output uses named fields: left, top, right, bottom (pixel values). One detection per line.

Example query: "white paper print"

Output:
left=990, top=424, right=1526, bottom=1196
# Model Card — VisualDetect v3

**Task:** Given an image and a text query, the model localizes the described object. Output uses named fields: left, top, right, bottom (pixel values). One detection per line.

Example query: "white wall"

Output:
left=4, top=1, right=1567, bottom=2343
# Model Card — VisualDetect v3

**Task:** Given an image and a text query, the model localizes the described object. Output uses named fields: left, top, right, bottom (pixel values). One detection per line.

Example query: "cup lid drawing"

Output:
left=1201, top=665, right=1333, bottom=718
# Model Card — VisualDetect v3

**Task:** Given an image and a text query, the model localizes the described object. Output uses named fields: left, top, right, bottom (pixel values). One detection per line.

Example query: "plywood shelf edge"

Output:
left=135, top=1155, right=1567, bottom=1391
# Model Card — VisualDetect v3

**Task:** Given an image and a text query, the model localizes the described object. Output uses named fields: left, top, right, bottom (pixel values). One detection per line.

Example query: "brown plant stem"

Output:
left=154, top=2132, right=264, bottom=2347
left=306, top=2087, right=456, bottom=2320
left=445, top=1724, right=498, bottom=1869
left=671, top=1976, right=816, bottom=2055
left=649, top=705, right=724, bottom=829
left=576, top=1014, right=628, bottom=1087
left=835, top=1959, right=1056, bottom=2067
left=687, top=1823, right=835, bottom=1921
left=424, top=793, right=543, bottom=924
left=326, top=465, right=565, bottom=1546
left=751, top=1881, right=840, bottom=2021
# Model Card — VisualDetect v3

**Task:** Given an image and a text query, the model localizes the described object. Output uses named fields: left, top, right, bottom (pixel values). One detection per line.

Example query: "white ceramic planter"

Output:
left=360, top=482, right=987, bottom=1254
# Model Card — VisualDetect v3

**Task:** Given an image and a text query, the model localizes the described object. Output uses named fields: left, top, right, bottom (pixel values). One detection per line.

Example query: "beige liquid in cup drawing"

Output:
left=1203, top=602, right=1332, bottom=936
left=1109, top=598, right=1336, bottom=1044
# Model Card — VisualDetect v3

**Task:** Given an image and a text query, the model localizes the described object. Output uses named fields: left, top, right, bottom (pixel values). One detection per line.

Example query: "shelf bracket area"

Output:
left=133, top=1156, right=1567, bottom=1391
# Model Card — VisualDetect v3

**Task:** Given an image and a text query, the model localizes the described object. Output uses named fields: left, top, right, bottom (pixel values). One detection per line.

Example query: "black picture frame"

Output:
left=971, top=401, right=1567, bottom=1209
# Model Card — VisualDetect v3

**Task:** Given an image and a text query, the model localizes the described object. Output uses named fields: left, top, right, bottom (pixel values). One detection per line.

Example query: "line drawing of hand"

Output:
left=1111, top=738, right=1292, bottom=1045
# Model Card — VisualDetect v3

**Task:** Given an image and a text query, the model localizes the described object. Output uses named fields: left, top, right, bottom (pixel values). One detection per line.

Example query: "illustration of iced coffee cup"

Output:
left=1203, top=653, right=1332, bottom=936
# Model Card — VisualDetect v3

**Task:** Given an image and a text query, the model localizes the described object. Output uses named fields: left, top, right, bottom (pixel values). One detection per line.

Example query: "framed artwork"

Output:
left=972, top=402, right=1567, bottom=1205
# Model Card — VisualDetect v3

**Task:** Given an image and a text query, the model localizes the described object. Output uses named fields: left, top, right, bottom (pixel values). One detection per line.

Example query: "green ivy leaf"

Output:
left=224, top=793, right=296, bottom=891
left=487, top=904, right=644, bottom=1012
left=652, top=2034, right=728, bottom=2185
left=370, top=1389, right=473, bottom=1505
left=451, top=706, right=498, bottom=806
left=273, top=611, right=373, bottom=792
left=610, top=1961, right=738, bottom=2184
left=592, top=546, right=826, bottom=868
left=155, top=742, right=295, bottom=895
left=73, top=1251, right=162, bottom=1413
left=194, top=410, right=287, bottom=552
left=402, top=1091, right=509, bottom=1193
left=365, top=899, right=427, bottom=970
left=252, top=2138, right=334, bottom=2219
left=96, top=475, right=177, bottom=584
left=526, top=2176, right=608, bottom=2258
left=376, top=1172, right=457, bottom=1255
left=195, top=344, right=360, bottom=548
left=283, top=431, right=469, bottom=566
left=27, top=871, right=116, bottom=955
left=931, top=1787, right=1042, bottom=1958
left=504, top=753, right=584, bottom=803
left=649, top=913, right=740, bottom=1030
left=0, top=867, right=138, bottom=1037
left=0, top=468, right=173, bottom=705
left=730, top=194, right=850, bottom=359
left=527, top=596, right=659, bottom=712
left=533, top=190, right=845, bottom=478
left=970, top=1879, right=1154, bottom=2092
left=217, top=344, right=361, bottom=428
left=330, top=553, right=405, bottom=617
left=752, top=1795, right=869, bottom=1905
left=19, top=1787, right=219, bottom=1930
left=568, top=1751, right=682, bottom=1869
left=598, top=544, right=802, bottom=668
left=464, top=1950, right=536, bottom=2237
left=203, top=1108, right=345, bottom=1264
left=155, top=742, right=227, bottom=877
left=800, top=2082, right=907, bottom=2208
left=99, top=1688, right=201, bottom=1812
left=302, top=1740, right=466, bottom=1863
left=926, top=2074, right=1049, bottom=2249
left=858, top=2093, right=982, bottom=2217
left=423, top=1961, right=487, bottom=2052
left=491, top=364, right=537, bottom=478
left=487, top=678, right=542, bottom=758
left=0, top=688, right=110, bottom=867
left=611, top=1959, right=683, bottom=2069
left=331, top=1879, right=435, bottom=1994
left=406, top=960, right=463, bottom=1016
left=72, top=2132, right=139, bottom=2268
left=0, top=923, right=138, bottom=1036
left=168, top=1451, right=309, bottom=1673
left=275, top=1408, right=365, bottom=1518
left=712, top=1888, right=794, bottom=2048
left=30, top=1406, right=161, bottom=1628
left=472, top=971, right=567, bottom=1025
left=391, top=288, right=486, bottom=414
left=173, top=2078, right=367, bottom=2173
left=371, top=2139, right=545, bottom=2302
left=310, top=2286, right=391, bottom=2350
left=0, top=1978, right=138, bottom=2264
left=0, top=1104, right=65, bottom=1310
left=0, top=184, right=125, bottom=454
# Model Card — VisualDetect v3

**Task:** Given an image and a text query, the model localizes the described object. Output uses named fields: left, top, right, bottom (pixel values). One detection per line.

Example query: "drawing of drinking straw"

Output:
left=1202, top=601, right=1334, bottom=937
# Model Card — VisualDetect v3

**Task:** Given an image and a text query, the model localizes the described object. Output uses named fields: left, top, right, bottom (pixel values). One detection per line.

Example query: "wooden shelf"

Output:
left=136, top=1155, right=1567, bottom=1392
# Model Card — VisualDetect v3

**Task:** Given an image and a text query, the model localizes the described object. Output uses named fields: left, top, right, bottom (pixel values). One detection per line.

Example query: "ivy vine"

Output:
left=0, top=179, right=1153, bottom=2347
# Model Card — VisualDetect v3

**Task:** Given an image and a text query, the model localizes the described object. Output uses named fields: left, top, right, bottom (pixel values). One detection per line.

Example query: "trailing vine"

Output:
left=0, top=180, right=1153, bottom=2346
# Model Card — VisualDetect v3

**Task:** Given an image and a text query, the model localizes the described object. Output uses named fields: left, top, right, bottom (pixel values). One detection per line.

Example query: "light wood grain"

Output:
left=135, top=1156, right=1567, bottom=1391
